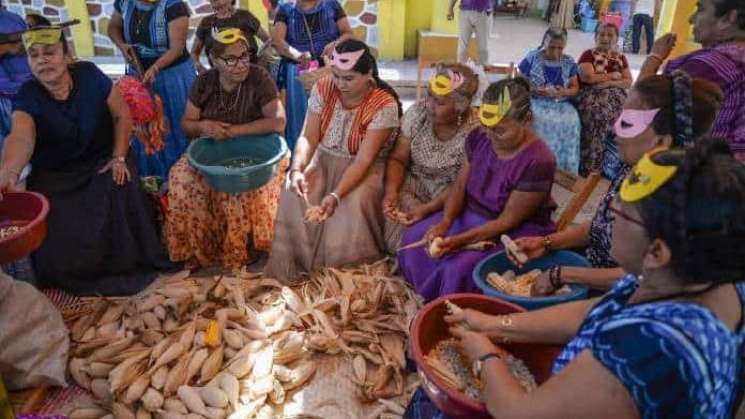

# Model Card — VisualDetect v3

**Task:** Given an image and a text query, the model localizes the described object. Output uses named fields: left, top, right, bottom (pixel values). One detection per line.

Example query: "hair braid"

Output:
left=670, top=70, right=695, bottom=148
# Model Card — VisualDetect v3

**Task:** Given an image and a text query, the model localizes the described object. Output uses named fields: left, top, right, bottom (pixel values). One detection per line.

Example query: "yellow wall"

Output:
left=67, top=0, right=94, bottom=57
left=431, top=0, right=459, bottom=33
left=378, top=0, right=407, bottom=60
left=405, top=0, right=433, bottom=58
left=657, top=0, right=699, bottom=58
left=243, top=0, right=269, bottom=30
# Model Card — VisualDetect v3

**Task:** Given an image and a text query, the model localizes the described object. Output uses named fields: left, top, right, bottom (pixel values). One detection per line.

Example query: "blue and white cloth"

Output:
left=554, top=275, right=745, bottom=419
left=519, top=50, right=581, bottom=173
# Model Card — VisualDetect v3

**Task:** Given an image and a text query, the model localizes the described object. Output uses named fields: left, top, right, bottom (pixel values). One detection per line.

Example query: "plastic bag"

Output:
left=0, top=271, right=69, bottom=390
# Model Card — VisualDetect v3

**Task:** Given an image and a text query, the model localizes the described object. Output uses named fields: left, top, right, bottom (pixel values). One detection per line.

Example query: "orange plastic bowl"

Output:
left=0, top=191, right=49, bottom=264
left=410, top=293, right=563, bottom=419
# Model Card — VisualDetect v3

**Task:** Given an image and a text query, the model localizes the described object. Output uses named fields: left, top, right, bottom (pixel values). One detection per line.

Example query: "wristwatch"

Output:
left=472, top=352, right=502, bottom=377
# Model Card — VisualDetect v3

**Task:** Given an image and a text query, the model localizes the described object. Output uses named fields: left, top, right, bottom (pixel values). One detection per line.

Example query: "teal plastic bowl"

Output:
left=473, top=250, right=591, bottom=310
left=186, top=134, right=288, bottom=193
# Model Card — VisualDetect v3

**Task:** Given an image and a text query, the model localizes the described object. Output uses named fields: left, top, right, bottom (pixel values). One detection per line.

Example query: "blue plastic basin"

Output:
left=186, top=134, right=288, bottom=194
left=473, top=250, right=591, bottom=310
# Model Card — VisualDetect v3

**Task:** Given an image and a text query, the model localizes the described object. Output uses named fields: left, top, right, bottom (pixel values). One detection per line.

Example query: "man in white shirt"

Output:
left=631, top=0, right=660, bottom=54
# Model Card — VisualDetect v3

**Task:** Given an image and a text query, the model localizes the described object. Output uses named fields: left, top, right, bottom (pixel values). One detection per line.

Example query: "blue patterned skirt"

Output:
left=128, top=59, right=196, bottom=180
left=277, top=59, right=307, bottom=153
left=531, top=98, right=581, bottom=173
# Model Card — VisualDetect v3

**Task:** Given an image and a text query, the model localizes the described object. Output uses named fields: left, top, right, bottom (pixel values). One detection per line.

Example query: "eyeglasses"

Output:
left=607, top=203, right=645, bottom=227
left=217, top=53, right=250, bottom=67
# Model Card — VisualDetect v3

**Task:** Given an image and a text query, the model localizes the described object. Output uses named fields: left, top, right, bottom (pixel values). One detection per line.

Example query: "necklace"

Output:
left=216, top=81, right=242, bottom=114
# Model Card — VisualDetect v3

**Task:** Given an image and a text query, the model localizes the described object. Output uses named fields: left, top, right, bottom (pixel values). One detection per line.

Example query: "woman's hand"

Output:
left=289, top=170, right=308, bottom=199
left=609, top=72, right=622, bottom=81
left=0, top=169, right=19, bottom=197
left=402, top=205, right=429, bottom=226
left=320, top=194, right=339, bottom=219
left=450, top=326, right=500, bottom=362
left=444, top=308, right=497, bottom=334
left=507, top=236, right=548, bottom=267
left=530, top=271, right=558, bottom=297
left=651, top=33, right=677, bottom=61
left=98, top=158, right=132, bottom=186
left=142, top=64, right=159, bottom=84
left=200, top=120, right=232, bottom=140
left=435, top=235, right=467, bottom=256
left=296, top=51, right=312, bottom=66
left=119, top=43, right=138, bottom=65
left=425, top=220, right=451, bottom=243
left=322, top=42, right=337, bottom=58
left=382, top=192, right=399, bottom=220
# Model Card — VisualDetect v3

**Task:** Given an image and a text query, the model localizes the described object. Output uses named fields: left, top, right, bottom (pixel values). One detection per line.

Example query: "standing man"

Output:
left=448, top=0, right=491, bottom=65
left=631, top=0, right=660, bottom=54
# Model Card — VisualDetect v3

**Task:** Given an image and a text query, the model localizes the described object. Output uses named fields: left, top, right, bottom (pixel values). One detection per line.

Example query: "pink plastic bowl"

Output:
left=410, top=293, right=563, bottom=419
left=0, top=191, right=49, bottom=264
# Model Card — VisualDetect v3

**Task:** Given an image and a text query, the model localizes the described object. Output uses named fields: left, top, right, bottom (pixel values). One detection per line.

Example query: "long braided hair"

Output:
left=636, top=137, right=745, bottom=285
left=334, top=39, right=403, bottom=118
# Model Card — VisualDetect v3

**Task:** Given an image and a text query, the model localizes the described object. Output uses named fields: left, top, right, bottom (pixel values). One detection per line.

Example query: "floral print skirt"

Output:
left=577, top=86, right=626, bottom=176
left=164, top=155, right=288, bottom=269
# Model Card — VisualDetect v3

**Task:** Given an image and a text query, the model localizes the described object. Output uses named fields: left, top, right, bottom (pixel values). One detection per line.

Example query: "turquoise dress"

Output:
left=519, top=50, right=581, bottom=173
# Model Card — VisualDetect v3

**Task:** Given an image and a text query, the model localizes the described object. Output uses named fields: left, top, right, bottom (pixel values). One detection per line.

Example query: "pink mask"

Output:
left=330, top=49, right=365, bottom=71
left=614, top=108, right=660, bottom=138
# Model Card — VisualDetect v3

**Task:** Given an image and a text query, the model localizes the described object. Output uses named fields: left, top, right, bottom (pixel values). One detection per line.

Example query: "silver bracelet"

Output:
left=328, top=192, right=341, bottom=206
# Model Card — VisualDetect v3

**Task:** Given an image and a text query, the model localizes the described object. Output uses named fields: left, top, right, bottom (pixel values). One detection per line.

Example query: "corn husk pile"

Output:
left=66, top=259, right=421, bottom=419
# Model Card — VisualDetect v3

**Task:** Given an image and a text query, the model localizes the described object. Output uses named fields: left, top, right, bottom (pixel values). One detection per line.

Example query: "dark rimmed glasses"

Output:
left=217, top=53, right=250, bottom=67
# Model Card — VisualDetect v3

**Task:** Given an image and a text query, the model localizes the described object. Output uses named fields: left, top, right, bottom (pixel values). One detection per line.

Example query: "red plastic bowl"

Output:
left=410, top=293, right=563, bottom=419
left=0, top=191, right=49, bottom=264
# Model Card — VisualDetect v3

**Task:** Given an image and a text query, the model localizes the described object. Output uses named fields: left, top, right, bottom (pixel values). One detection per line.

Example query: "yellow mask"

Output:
left=479, top=86, right=511, bottom=128
left=620, top=148, right=678, bottom=202
left=22, top=27, right=62, bottom=49
left=211, top=27, right=247, bottom=45
left=429, top=70, right=465, bottom=97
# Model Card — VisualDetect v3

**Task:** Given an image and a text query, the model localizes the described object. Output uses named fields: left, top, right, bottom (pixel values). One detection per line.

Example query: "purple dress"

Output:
left=398, top=129, right=557, bottom=302
left=665, top=44, right=745, bottom=157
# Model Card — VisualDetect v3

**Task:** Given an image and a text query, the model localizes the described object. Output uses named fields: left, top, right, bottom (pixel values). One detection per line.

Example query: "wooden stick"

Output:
left=397, top=238, right=428, bottom=252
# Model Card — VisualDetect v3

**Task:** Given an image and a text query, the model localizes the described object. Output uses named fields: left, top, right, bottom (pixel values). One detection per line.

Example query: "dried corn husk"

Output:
left=141, top=388, right=164, bottom=412
left=111, top=402, right=136, bottom=419
left=177, top=386, right=209, bottom=416
left=196, top=386, right=228, bottom=409
left=198, top=346, right=224, bottom=384
left=69, top=407, right=109, bottom=419
left=151, top=366, right=168, bottom=390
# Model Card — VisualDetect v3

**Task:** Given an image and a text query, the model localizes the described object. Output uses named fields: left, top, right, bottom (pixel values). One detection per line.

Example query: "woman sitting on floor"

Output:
left=382, top=63, right=479, bottom=253
left=407, top=137, right=745, bottom=419
left=513, top=71, right=723, bottom=296
left=0, top=26, right=171, bottom=296
left=265, top=39, right=402, bottom=283
left=518, top=27, right=581, bottom=173
left=398, top=78, right=557, bottom=302
left=165, top=28, right=287, bottom=269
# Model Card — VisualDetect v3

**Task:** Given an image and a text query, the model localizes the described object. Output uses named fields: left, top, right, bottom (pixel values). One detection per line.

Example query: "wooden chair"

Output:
left=552, top=170, right=604, bottom=231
